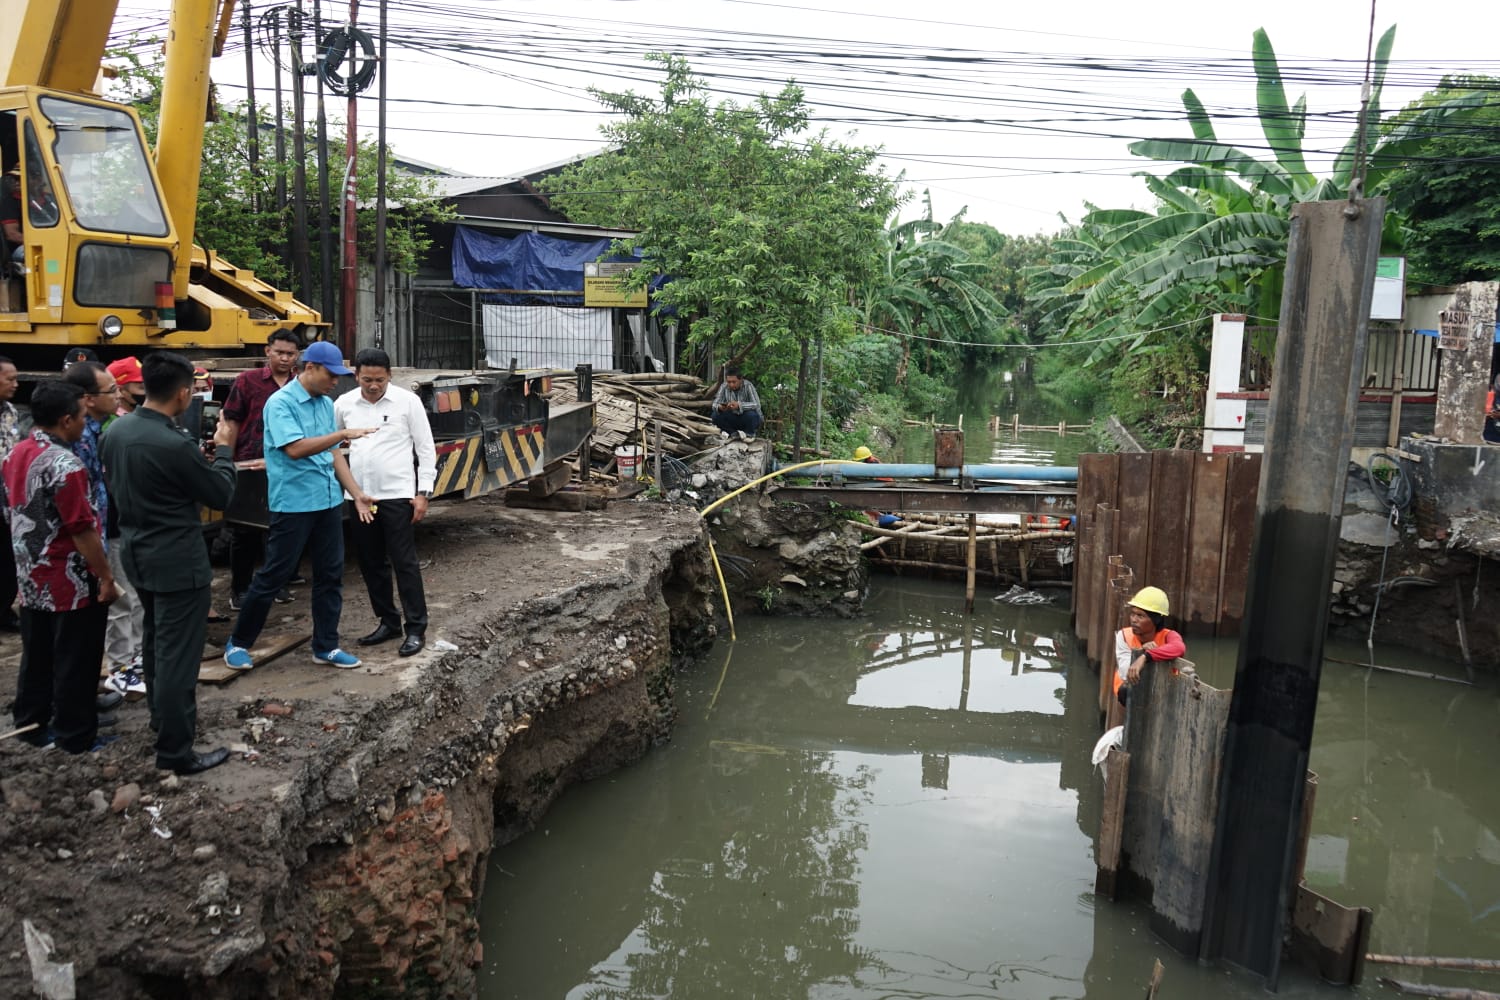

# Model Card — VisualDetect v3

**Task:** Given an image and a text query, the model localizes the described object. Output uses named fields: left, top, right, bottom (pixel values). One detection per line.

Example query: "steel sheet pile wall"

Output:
left=1072, top=450, right=1262, bottom=693
left=1105, top=663, right=1233, bottom=956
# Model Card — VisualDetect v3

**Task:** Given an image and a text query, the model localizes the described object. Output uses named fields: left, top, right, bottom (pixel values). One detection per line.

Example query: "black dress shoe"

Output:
left=158, top=747, right=231, bottom=775
left=398, top=634, right=424, bottom=657
left=358, top=623, right=401, bottom=646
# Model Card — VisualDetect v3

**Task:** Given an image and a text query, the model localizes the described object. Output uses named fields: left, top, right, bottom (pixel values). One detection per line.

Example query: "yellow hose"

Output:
left=697, top=459, right=833, bottom=642
left=705, top=532, right=737, bottom=642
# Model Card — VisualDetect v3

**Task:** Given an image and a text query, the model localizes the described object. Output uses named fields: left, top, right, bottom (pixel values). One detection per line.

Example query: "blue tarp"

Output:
left=451, top=226, right=641, bottom=305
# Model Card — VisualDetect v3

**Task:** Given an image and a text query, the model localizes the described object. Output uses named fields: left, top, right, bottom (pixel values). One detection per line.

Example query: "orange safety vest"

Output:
left=1114, top=627, right=1171, bottom=695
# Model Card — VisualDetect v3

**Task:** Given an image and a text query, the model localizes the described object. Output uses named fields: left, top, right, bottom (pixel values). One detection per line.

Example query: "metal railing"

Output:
left=1239, top=326, right=1440, bottom=392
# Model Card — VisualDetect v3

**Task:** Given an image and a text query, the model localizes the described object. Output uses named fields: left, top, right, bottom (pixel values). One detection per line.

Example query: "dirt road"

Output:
left=0, top=494, right=714, bottom=998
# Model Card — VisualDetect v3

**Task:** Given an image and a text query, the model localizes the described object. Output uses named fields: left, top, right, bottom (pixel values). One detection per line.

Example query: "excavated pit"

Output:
left=0, top=495, right=716, bottom=999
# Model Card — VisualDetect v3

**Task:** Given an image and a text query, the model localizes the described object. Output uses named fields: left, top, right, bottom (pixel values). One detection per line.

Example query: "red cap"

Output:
left=106, top=356, right=143, bottom=386
left=193, top=366, right=209, bottom=377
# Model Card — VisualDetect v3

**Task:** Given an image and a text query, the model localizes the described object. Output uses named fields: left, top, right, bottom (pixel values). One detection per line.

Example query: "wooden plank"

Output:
left=1075, top=507, right=1096, bottom=642
left=1095, top=748, right=1131, bottom=899
left=527, top=459, right=573, bottom=498
left=1145, top=450, right=1193, bottom=610
left=197, top=634, right=309, bottom=685
left=1147, top=666, right=1233, bottom=957
left=1217, top=453, right=1261, bottom=637
left=1091, top=505, right=1118, bottom=679
left=1182, top=453, right=1229, bottom=636
left=1075, top=453, right=1118, bottom=639
left=504, top=487, right=602, bottom=511
left=1115, top=453, right=1153, bottom=588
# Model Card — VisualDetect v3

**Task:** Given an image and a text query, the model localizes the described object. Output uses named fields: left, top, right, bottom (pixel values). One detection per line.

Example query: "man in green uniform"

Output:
left=101, top=353, right=238, bottom=775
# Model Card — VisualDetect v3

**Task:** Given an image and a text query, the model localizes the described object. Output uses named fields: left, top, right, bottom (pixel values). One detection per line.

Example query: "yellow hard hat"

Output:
left=1127, top=586, right=1170, bottom=616
left=852, top=446, right=874, bottom=462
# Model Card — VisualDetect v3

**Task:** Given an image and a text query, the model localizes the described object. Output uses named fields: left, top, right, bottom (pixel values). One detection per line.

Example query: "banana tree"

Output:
left=1060, top=25, right=1485, bottom=354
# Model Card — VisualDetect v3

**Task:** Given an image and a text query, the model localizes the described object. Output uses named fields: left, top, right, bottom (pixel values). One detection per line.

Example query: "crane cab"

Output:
left=1, top=86, right=179, bottom=353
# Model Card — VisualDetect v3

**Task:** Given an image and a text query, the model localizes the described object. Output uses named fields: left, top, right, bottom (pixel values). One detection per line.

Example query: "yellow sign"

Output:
left=583, top=276, right=647, bottom=308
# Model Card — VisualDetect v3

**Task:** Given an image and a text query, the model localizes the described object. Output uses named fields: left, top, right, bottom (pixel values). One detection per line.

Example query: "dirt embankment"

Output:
left=0, top=496, right=717, bottom=999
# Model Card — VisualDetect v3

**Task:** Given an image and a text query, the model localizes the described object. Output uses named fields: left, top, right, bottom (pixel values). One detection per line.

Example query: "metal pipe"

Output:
left=796, top=461, right=1078, bottom=482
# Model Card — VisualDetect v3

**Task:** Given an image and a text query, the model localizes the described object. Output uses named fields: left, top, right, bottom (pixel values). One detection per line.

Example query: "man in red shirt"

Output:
left=4, top=380, right=119, bottom=752
left=220, top=330, right=302, bottom=605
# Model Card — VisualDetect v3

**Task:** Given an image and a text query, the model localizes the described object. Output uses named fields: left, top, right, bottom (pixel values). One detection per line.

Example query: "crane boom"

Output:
left=0, top=0, right=121, bottom=93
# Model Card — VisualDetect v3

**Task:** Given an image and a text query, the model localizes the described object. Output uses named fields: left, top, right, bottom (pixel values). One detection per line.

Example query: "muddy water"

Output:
left=480, top=423, right=1499, bottom=998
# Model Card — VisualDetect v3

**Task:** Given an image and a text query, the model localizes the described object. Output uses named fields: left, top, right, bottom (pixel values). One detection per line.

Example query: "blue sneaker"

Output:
left=312, top=648, right=361, bottom=669
left=224, top=642, right=254, bottom=671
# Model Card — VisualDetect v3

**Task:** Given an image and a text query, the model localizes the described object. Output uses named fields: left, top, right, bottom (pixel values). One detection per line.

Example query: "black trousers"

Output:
left=0, top=516, right=17, bottom=618
left=229, top=522, right=265, bottom=597
left=139, top=585, right=211, bottom=768
left=14, top=602, right=107, bottom=752
left=351, top=498, right=427, bottom=635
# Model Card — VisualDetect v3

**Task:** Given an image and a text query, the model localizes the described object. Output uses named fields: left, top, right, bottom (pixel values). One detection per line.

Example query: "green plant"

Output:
left=755, top=585, right=782, bottom=612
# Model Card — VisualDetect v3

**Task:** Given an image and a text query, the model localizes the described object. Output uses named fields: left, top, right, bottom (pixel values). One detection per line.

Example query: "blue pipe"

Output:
left=798, top=461, right=1078, bottom=482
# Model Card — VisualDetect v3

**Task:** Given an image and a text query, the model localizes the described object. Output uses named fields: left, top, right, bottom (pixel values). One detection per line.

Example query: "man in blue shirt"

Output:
left=225, top=341, right=377, bottom=670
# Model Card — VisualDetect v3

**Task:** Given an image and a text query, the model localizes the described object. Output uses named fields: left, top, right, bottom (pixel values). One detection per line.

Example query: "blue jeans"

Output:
left=230, top=506, right=344, bottom=655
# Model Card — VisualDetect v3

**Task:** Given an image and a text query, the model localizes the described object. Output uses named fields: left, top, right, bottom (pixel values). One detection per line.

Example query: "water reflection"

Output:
left=481, top=581, right=1500, bottom=999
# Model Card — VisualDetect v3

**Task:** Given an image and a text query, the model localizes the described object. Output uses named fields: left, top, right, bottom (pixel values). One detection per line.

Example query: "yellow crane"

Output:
left=0, top=0, right=324, bottom=362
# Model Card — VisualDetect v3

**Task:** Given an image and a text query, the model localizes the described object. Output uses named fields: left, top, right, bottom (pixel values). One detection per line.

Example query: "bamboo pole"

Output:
left=1325, top=655, right=1472, bottom=685
left=1375, top=979, right=1500, bottom=1000
left=1369, top=956, right=1500, bottom=973
left=0, top=722, right=40, bottom=742
left=965, top=513, right=977, bottom=613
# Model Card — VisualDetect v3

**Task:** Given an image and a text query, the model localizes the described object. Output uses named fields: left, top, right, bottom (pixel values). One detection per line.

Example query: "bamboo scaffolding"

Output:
left=853, top=522, right=1075, bottom=544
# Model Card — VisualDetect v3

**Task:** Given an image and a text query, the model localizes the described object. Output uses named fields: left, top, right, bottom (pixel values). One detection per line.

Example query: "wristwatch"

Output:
left=417, top=490, right=432, bottom=498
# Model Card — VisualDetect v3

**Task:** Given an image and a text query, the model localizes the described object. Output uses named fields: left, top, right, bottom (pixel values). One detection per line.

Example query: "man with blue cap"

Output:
left=225, top=340, right=377, bottom=671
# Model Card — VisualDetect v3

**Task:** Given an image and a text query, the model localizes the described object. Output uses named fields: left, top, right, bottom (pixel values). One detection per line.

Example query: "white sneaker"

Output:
left=106, top=666, right=147, bottom=696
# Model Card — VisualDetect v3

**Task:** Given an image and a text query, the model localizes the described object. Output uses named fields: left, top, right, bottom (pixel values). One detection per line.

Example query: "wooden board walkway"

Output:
left=197, top=634, right=309, bottom=685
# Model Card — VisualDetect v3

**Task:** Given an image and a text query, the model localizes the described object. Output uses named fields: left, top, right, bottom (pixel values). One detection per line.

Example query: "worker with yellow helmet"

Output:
left=1113, top=585, right=1186, bottom=705
left=852, top=445, right=878, bottom=463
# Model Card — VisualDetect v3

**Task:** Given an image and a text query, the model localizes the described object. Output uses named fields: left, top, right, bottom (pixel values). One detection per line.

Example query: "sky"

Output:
left=113, top=0, right=1500, bottom=235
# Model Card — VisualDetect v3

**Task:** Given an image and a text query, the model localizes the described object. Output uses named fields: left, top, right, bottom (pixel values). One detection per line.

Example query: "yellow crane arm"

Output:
left=0, top=0, right=122, bottom=93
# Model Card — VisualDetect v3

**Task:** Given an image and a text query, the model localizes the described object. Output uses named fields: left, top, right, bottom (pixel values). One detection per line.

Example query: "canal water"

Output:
left=480, top=419, right=1500, bottom=999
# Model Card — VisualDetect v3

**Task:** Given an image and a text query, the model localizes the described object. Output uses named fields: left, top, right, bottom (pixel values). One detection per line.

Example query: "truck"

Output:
left=0, top=0, right=594, bottom=506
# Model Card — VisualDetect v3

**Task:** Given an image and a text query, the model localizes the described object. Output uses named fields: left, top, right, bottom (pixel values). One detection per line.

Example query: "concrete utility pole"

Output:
left=340, top=0, right=359, bottom=356
left=1432, top=281, right=1500, bottom=442
left=1200, top=197, right=1385, bottom=986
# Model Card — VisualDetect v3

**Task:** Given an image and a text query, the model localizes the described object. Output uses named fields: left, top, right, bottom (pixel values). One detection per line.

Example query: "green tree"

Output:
left=540, top=54, right=900, bottom=447
left=1382, top=76, right=1500, bottom=284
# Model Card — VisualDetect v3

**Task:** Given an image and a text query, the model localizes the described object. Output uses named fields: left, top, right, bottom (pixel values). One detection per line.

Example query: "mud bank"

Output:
left=0, top=497, right=716, bottom=999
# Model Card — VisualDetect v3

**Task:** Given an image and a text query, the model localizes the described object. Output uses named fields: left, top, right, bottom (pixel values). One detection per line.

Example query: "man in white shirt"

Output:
left=334, top=348, right=437, bottom=657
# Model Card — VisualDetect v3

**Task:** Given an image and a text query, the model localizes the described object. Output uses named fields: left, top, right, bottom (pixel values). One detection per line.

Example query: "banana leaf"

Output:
left=1252, top=28, right=1314, bottom=187
left=1129, top=139, right=1295, bottom=200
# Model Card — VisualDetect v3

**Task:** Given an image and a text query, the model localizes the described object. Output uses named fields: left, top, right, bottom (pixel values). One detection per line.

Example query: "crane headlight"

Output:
left=98, top=315, right=124, bottom=339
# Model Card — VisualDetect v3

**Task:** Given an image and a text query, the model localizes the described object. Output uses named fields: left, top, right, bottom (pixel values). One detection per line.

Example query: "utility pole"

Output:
left=340, top=0, right=359, bottom=355
left=313, top=0, right=334, bottom=319
left=1200, top=197, right=1385, bottom=986
left=373, top=0, right=387, bottom=351
left=270, top=11, right=286, bottom=215
left=241, top=1, right=259, bottom=211
left=289, top=0, right=312, bottom=305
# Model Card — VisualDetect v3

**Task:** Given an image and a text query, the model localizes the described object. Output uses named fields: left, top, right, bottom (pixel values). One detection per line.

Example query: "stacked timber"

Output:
left=857, top=512, right=1075, bottom=586
left=547, top=372, right=721, bottom=468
